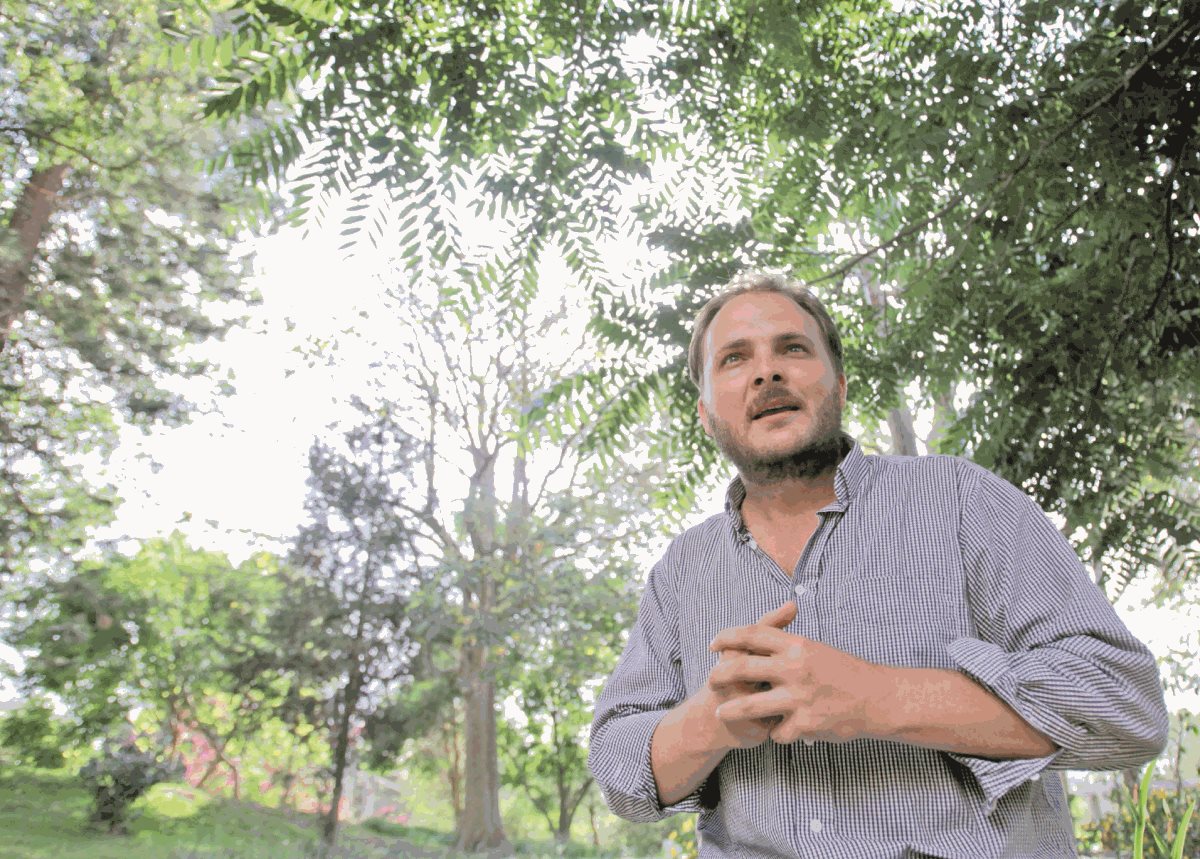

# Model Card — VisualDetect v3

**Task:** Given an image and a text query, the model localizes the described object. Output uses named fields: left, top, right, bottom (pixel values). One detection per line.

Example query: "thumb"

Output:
left=757, top=601, right=798, bottom=629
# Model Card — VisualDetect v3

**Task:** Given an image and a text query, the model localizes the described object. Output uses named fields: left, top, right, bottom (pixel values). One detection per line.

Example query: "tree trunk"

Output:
left=555, top=806, right=571, bottom=844
left=196, top=746, right=241, bottom=799
left=555, top=713, right=570, bottom=844
left=886, top=407, right=919, bottom=457
left=456, top=412, right=510, bottom=854
left=322, top=675, right=361, bottom=848
left=456, top=644, right=510, bottom=855
left=925, top=390, right=957, bottom=454
left=280, top=772, right=296, bottom=811
left=0, top=163, right=69, bottom=350
left=559, top=775, right=593, bottom=844
left=855, top=264, right=920, bottom=457
left=588, top=793, right=600, bottom=848
left=441, top=715, right=465, bottom=831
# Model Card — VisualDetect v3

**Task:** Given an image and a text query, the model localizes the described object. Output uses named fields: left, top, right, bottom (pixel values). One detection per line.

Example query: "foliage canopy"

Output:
left=203, top=0, right=1200, bottom=594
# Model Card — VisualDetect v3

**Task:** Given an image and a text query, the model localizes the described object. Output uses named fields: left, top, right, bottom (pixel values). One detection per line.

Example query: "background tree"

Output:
left=359, top=278, right=573, bottom=855
left=498, top=528, right=639, bottom=845
left=9, top=535, right=284, bottom=764
left=0, top=696, right=69, bottom=769
left=0, top=0, right=271, bottom=582
left=255, top=405, right=424, bottom=849
left=285, top=264, right=677, bottom=853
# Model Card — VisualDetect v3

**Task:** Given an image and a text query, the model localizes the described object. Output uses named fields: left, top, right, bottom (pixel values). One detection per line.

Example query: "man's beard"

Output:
left=708, top=391, right=844, bottom=484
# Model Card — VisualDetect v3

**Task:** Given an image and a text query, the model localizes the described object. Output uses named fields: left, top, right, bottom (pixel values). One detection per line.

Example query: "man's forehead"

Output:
left=706, top=292, right=821, bottom=347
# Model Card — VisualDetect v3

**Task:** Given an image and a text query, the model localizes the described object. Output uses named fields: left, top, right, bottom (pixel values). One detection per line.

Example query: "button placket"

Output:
left=791, top=510, right=842, bottom=630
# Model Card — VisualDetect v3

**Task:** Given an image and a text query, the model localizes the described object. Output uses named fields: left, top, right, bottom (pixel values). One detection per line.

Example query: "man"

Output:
left=588, top=273, right=1168, bottom=858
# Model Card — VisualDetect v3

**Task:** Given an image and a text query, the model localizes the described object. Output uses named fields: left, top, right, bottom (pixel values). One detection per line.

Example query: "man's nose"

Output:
left=753, top=370, right=784, bottom=386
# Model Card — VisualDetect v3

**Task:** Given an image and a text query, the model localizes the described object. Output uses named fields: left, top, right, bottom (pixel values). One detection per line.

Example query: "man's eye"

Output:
left=788, top=344, right=809, bottom=353
left=721, top=353, right=742, bottom=365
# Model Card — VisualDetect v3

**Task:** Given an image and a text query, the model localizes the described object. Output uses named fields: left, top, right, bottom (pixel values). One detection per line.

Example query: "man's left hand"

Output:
left=708, top=606, right=885, bottom=746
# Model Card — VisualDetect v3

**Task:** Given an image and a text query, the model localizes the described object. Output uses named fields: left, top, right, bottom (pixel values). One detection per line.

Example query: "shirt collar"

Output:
left=724, top=433, right=866, bottom=539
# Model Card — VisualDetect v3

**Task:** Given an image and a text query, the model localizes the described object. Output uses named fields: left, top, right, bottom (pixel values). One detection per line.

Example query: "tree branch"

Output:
left=808, top=13, right=1200, bottom=286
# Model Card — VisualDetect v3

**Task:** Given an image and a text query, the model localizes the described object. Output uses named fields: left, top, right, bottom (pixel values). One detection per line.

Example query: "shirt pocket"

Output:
left=833, top=551, right=967, bottom=668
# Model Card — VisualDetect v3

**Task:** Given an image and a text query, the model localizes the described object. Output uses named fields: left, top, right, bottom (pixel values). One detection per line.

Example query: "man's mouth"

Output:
left=752, top=403, right=801, bottom=420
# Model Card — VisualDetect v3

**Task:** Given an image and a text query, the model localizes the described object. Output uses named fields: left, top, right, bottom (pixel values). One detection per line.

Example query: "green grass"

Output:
left=0, top=768, right=648, bottom=858
left=0, top=768, right=432, bottom=859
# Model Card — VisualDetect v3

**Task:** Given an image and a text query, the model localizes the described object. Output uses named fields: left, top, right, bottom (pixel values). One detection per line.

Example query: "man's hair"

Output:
left=687, top=271, right=844, bottom=390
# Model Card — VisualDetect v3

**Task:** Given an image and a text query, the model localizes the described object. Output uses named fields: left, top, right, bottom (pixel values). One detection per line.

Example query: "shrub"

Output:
left=666, top=815, right=698, bottom=859
left=0, top=699, right=68, bottom=769
left=78, top=734, right=183, bottom=833
left=1076, top=771, right=1198, bottom=859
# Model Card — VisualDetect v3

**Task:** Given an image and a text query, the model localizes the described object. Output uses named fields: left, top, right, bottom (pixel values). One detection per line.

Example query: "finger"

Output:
left=717, top=646, right=752, bottom=662
left=770, top=723, right=813, bottom=746
left=769, top=712, right=819, bottom=746
left=709, top=604, right=798, bottom=654
left=708, top=654, right=782, bottom=690
left=715, top=687, right=793, bottom=723
left=710, top=624, right=799, bottom=656
left=758, top=601, right=798, bottom=629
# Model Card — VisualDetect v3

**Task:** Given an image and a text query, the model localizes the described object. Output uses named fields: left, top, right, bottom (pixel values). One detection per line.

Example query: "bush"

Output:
left=0, top=699, right=68, bottom=769
left=605, top=816, right=678, bottom=858
left=665, top=815, right=698, bottom=859
left=78, top=734, right=183, bottom=833
left=1077, top=779, right=1199, bottom=858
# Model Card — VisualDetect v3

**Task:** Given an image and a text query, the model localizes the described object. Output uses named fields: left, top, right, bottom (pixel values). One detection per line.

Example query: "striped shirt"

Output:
left=589, top=438, right=1167, bottom=858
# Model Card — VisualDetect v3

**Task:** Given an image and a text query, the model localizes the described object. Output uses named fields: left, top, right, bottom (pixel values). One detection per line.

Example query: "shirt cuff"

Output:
left=593, top=710, right=708, bottom=822
left=944, top=750, right=1058, bottom=814
left=945, top=636, right=1073, bottom=812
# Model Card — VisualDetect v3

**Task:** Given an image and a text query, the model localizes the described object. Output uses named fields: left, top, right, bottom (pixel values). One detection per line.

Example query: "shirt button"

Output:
left=809, top=818, right=823, bottom=834
left=793, top=583, right=807, bottom=596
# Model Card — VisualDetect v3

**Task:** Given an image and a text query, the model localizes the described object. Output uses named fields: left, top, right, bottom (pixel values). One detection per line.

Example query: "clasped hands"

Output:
left=704, top=601, right=884, bottom=748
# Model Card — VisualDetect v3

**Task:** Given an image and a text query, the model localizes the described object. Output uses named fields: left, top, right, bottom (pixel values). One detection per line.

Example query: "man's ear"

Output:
left=697, top=398, right=713, bottom=438
left=837, top=374, right=847, bottom=410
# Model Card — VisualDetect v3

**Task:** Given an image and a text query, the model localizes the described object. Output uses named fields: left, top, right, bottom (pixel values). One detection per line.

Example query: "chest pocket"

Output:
left=832, top=546, right=967, bottom=669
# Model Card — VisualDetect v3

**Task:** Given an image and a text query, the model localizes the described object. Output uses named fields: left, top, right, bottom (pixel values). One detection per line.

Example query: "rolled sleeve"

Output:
left=949, top=466, right=1169, bottom=808
left=589, top=555, right=707, bottom=822
left=945, top=637, right=1064, bottom=811
left=591, top=709, right=708, bottom=821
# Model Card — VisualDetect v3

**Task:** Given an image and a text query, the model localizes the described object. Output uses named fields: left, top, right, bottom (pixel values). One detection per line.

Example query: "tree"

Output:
left=370, top=280, right=582, bottom=855
left=253, top=406, right=424, bottom=849
left=206, top=0, right=1199, bottom=594
left=0, top=0, right=271, bottom=580
left=9, top=535, right=285, bottom=772
left=588, top=0, right=1200, bottom=592
left=277, top=267, right=674, bottom=854
left=0, top=696, right=69, bottom=769
left=78, top=734, right=183, bottom=834
left=498, top=532, right=639, bottom=845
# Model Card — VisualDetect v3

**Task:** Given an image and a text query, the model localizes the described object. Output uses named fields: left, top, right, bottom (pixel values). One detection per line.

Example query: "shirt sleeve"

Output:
left=945, top=466, right=1169, bottom=811
left=588, top=553, right=711, bottom=822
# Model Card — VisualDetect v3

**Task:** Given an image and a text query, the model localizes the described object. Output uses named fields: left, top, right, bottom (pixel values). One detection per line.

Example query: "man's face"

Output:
left=697, top=292, right=846, bottom=482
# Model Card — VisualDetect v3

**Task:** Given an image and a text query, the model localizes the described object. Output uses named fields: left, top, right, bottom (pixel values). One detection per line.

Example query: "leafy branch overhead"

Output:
left=200, top=0, right=1199, bottom=595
